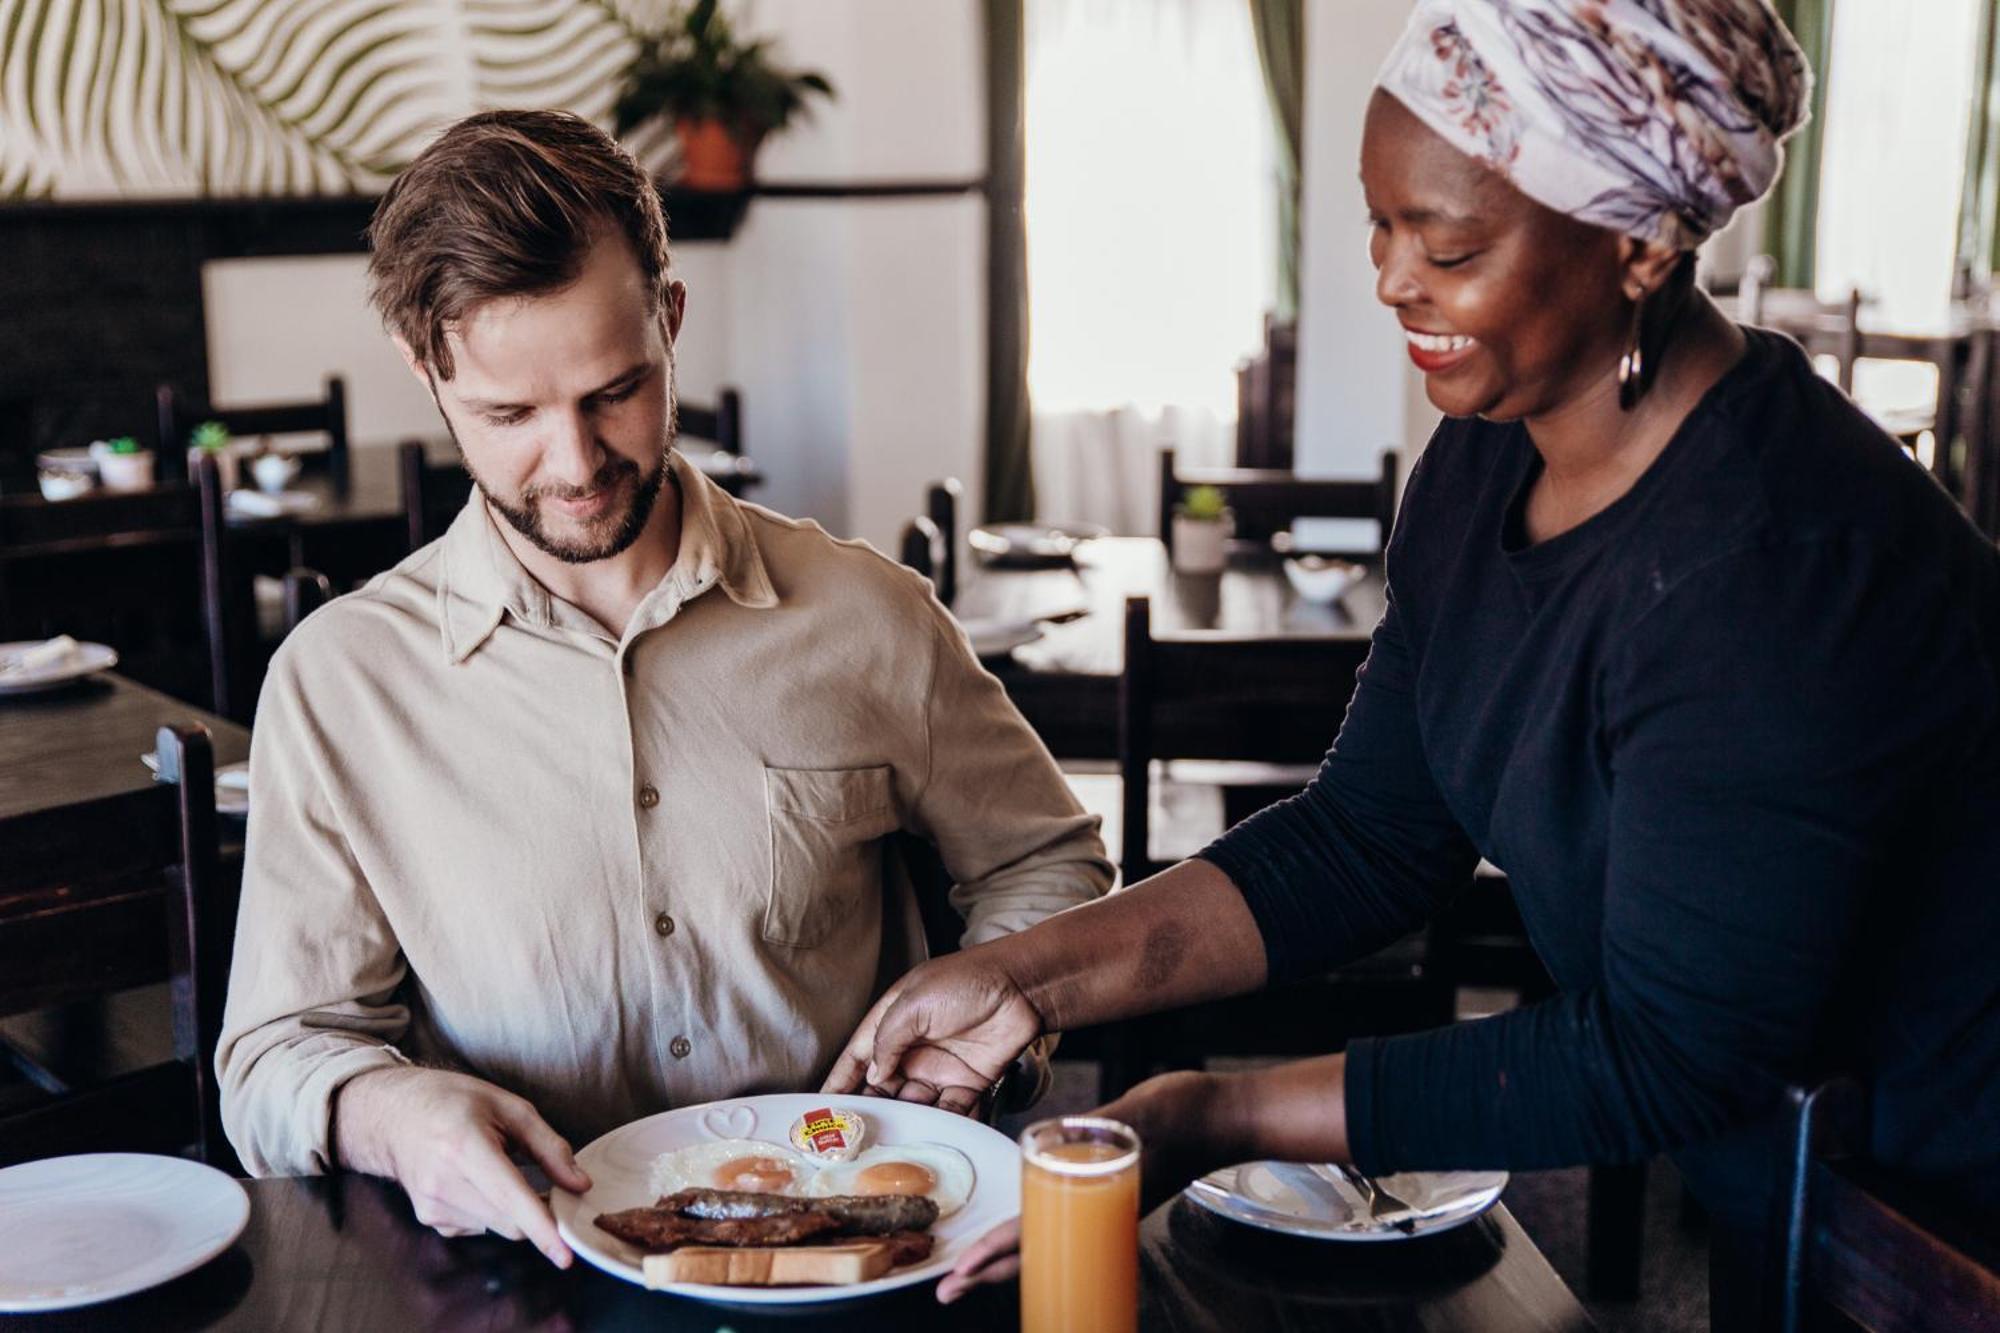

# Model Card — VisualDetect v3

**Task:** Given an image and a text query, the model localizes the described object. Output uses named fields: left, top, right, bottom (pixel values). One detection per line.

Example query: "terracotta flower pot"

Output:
left=675, top=118, right=753, bottom=191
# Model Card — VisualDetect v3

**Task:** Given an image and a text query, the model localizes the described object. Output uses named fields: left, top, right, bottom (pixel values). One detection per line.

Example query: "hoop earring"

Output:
left=1618, top=288, right=1648, bottom=411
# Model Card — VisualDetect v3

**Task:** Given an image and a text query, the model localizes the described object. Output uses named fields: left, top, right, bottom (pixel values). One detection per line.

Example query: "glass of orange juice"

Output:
left=1019, top=1115, right=1141, bottom=1333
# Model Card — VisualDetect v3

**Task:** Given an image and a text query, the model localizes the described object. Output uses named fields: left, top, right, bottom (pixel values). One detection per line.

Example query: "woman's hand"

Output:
left=936, top=1070, right=1246, bottom=1304
left=823, top=950, right=1045, bottom=1115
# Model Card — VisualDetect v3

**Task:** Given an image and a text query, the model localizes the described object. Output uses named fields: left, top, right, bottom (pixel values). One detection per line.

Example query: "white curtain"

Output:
left=1816, top=0, right=1983, bottom=333
left=1024, top=0, right=1276, bottom=532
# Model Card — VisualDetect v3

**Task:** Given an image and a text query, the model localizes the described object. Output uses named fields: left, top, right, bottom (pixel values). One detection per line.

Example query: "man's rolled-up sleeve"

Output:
left=905, top=603, right=1113, bottom=946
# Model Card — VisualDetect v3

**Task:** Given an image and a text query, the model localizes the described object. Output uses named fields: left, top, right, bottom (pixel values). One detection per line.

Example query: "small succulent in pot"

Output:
left=92, top=436, right=156, bottom=493
left=1171, top=484, right=1234, bottom=575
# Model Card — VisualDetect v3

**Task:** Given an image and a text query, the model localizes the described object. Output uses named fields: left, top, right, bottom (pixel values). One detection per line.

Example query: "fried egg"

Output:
left=805, top=1142, right=976, bottom=1218
left=647, top=1138, right=820, bottom=1197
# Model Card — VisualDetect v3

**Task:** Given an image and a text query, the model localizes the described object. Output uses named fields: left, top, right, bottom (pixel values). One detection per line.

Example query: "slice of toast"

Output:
left=643, top=1240, right=895, bottom=1288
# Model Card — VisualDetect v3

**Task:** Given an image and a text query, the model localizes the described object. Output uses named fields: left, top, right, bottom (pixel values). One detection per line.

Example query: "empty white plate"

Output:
left=0, top=639, right=118, bottom=695
left=1185, top=1163, right=1506, bottom=1242
left=0, top=1154, right=250, bottom=1313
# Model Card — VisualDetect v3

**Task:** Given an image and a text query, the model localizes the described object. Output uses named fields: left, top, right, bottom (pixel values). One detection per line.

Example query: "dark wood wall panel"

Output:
left=0, top=189, right=759, bottom=490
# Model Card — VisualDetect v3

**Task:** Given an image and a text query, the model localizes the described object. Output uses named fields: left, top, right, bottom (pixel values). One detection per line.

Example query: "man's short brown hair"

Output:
left=366, top=110, right=671, bottom=380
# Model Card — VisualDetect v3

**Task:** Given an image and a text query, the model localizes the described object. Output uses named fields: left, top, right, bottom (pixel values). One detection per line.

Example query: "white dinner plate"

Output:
left=0, top=1154, right=250, bottom=1313
left=0, top=640, right=118, bottom=695
left=553, top=1093, right=1020, bottom=1306
left=956, top=616, right=1045, bottom=660
left=1185, top=1164, right=1506, bottom=1242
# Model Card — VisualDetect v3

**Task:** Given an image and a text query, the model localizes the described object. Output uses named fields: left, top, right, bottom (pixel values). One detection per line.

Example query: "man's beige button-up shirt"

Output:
left=217, top=458, right=1111, bottom=1176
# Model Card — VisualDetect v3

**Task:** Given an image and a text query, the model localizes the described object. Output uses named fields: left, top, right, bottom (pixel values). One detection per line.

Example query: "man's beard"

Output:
left=431, top=376, right=675, bottom=565
left=474, top=449, right=669, bottom=565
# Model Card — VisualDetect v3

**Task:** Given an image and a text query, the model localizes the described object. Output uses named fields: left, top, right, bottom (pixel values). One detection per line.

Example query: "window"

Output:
left=1815, top=0, right=1984, bottom=332
left=1024, top=0, right=1277, bottom=417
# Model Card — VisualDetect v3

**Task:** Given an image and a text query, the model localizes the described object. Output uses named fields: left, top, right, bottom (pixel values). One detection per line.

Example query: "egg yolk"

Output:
left=852, top=1160, right=938, bottom=1197
left=715, top=1156, right=796, bottom=1193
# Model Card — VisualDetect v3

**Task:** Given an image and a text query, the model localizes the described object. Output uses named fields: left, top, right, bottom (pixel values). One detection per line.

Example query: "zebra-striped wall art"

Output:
left=0, top=0, right=683, bottom=200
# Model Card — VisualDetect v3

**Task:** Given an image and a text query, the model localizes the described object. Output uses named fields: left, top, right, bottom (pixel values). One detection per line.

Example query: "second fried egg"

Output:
left=805, top=1142, right=976, bottom=1218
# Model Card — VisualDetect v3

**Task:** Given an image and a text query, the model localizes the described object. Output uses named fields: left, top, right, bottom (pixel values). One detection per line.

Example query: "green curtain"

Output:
left=1957, top=0, right=2000, bottom=285
left=982, top=0, right=1036, bottom=523
left=1247, top=0, right=1304, bottom=321
left=1761, top=0, right=1837, bottom=289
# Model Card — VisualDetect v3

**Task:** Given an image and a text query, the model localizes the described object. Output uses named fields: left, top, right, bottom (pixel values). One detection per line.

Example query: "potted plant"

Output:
left=90, top=436, right=155, bottom=493
left=1171, top=484, right=1233, bottom=575
left=187, top=419, right=243, bottom=491
left=614, top=0, right=835, bottom=192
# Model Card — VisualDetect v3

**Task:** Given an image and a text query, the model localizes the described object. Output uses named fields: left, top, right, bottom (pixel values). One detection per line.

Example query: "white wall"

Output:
left=1294, top=0, right=1436, bottom=482
left=202, top=0, right=984, bottom=554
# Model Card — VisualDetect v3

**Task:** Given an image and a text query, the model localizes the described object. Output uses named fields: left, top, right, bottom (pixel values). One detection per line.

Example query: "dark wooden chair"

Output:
left=1097, top=594, right=1451, bottom=1096
left=156, top=376, right=349, bottom=487
left=679, top=387, right=761, bottom=498
left=1158, top=448, right=1400, bottom=558
left=1778, top=1078, right=2000, bottom=1332
left=0, top=482, right=217, bottom=710
left=896, top=479, right=965, bottom=607
left=1235, top=313, right=1298, bottom=470
left=926, top=479, right=962, bottom=607
left=899, top=514, right=945, bottom=593
left=281, top=567, right=334, bottom=633
left=0, top=723, right=241, bottom=1173
left=398, top=439, right=477, bottom=551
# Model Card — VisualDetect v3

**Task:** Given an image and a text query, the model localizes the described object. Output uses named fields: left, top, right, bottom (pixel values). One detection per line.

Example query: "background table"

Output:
left=0, top=671, right=249, bottom=846
left=955, top=538, right=1383, bottom=760
left=5, top=1173, right=1593, bottom=1331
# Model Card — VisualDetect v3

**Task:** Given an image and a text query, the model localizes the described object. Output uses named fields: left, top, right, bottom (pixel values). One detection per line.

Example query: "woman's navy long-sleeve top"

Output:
left=1200, top=329, right=2000, bottom=1231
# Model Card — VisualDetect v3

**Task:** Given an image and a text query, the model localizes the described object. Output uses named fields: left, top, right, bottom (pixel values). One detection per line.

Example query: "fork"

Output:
left=1329, top=1163, right=1419, bottom=1233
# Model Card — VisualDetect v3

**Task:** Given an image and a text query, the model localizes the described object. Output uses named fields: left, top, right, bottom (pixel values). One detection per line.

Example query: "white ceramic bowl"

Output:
left=1282, top=555, right=1365, bottom=604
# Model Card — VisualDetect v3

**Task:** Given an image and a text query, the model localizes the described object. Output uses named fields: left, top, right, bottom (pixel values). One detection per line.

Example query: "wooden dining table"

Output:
left=4, top=1172, right=1593, bottom=1331
left=0, top=670, right=250, bottom=866
left=954, top=537, right=1384, bottom=760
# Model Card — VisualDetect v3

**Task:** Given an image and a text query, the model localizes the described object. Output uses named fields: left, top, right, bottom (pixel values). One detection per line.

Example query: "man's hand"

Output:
left=333, top=1066, right=592, bottom=1267
left=823, top=950, right=1044, bottom=1115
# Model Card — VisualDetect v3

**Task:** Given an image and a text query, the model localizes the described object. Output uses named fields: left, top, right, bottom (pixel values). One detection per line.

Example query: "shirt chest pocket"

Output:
left=762, top=765, right=900, bottom=948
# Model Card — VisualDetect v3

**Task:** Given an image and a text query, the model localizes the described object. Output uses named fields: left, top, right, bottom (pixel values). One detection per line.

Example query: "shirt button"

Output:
left=670, top=1036, right=692, bottom=1060
left=637, top=784, right=660, bottom=809
left=654, top=911, right=676, bottom=938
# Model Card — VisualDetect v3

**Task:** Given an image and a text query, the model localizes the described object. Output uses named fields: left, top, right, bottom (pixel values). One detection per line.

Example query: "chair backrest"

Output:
left=1738, top=253, right=1778, bottom=324
left=191, top=450, right=258, bottom=722
left=899, top=514, right=945, bottom=591
left=398, top=439, right=477, bottom=551
left=282, top=567, right=335, bottom=635
left=1235, top=314, right=1299, bottom=470
left=1159, top=448, right=1400, bottom=557
left=1117, top=594, right=1364, bottom=886
left=0, top=484, right=214, bottom=707
left=927, top=479, right=963, bottom=607
left=679, top=387, right=743, bottom=455
left=156, top=376, right=349, bottom=486
left=1781, top=1078, right=2000, bottom=1333
left=0, top=723, right=238, bottom=1173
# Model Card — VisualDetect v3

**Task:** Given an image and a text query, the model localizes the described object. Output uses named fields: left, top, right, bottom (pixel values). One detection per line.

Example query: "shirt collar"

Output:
left=436, top=450, right=778, bottom=664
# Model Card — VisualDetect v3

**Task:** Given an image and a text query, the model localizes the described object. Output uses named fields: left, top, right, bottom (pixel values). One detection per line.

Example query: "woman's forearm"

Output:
left=1217, top=1054, right=1352, bottom=1164
left=989, top=857, right=1270, bottom=1034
